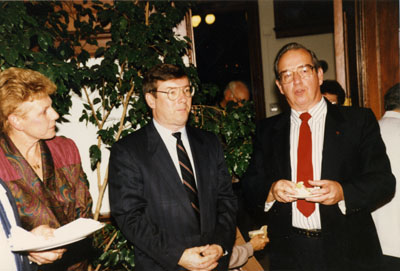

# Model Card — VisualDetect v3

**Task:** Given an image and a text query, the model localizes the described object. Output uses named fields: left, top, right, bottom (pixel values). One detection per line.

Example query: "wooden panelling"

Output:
left=335, top=0, right=399, bottom=118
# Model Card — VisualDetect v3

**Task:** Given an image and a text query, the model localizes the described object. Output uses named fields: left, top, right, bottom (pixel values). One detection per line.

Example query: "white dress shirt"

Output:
left=264, top=99, right=347, bottom=229
left=153, top=119, right=197, bottom=185
left=372, top=110, right=400, bottom=258
left=265, top=98, right=326, bottom=229
left=0, top=185, right=18, bottom=270
left=289, top=98, right=327, bottom=229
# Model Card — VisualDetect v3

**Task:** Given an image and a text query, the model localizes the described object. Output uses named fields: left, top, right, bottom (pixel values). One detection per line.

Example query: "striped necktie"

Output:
left=172, top=132, right=200, bottom=219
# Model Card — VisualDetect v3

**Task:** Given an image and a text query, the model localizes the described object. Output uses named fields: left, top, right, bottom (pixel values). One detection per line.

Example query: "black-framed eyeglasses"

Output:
left=278, top=64, right=315, bottom=84
left=152, top=86, right=195, bottom=101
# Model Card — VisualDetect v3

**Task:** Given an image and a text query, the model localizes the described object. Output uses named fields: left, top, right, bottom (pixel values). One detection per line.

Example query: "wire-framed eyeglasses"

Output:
left=278, top=64, right=315, bottom=84
left=152, top=86, right=195, bottom=101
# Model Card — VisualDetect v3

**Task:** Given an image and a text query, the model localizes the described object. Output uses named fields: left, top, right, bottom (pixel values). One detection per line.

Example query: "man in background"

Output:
left=372, top=82, right=400, bottom=270
left=108, top=64, right=237, bottom=271
left=242, top=42, right=395, bottom=271
left=320, top=79, right=346, bottom=105
left=220, top=81, right=250, bottom=108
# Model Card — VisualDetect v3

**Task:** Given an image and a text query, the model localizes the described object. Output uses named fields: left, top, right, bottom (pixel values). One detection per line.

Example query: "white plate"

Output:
left=286, top=193, right=320, bottom=199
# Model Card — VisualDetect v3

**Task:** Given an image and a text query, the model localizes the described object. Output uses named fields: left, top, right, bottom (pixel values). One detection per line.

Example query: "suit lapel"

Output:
left=186, top=126, right=208, bottom=209
left=145, top=123, right=191, bottom=211
left=273, top=111, right=292, bottom=180
left=321, top=104, right=345, bottom=179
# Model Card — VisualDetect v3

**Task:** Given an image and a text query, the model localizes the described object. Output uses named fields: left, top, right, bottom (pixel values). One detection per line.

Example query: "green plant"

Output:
left=0, top=1, right=84, bottom=121
left=191, top=85, right=255, bottom=179
left=92, top=223, right=135, bottom=271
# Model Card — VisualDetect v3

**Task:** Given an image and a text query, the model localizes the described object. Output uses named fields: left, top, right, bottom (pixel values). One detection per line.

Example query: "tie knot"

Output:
left=300, top=112, right=311, bottom=122
left=172, top=132, right=181, bottom=141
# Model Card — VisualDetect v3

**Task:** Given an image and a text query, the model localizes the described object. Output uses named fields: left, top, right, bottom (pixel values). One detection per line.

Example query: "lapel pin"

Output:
left=336, top=131, right=340, bottom=135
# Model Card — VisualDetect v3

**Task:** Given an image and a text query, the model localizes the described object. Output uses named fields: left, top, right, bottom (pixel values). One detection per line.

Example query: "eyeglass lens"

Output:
left=279, top=65, right=314, bottom=83
left=167, top=87, right=194, bottom=100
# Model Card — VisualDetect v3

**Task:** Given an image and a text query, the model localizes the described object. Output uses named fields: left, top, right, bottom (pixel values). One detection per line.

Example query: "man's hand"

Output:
left=267, top=179, right=297, bottom=203
left=28, top=225, right=66, bottom=265
left=201, top=244, right=223, bottom=259
left=307, top=179, right=344, bottom=205
left=249, top=235, right=269, bottom=251
left=178, top=245, right=220, bottom=271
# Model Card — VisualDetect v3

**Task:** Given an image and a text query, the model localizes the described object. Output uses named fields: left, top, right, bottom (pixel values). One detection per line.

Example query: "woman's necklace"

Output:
left=28, top=143, right=42, bottom=171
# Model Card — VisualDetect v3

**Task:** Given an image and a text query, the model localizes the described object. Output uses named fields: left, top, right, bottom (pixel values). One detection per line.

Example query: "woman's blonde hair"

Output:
left=0, top=67, right=57, bottom=133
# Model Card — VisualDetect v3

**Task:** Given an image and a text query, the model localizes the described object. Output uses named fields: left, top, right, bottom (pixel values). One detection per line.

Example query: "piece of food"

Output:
left=295, top=181, right=313, bottom=197
left=249, top=225, right=268, bottom=238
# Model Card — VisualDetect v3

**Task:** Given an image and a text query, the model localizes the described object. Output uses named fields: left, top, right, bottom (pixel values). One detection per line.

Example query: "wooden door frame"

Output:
left=334, top=0, right=399, bottom=118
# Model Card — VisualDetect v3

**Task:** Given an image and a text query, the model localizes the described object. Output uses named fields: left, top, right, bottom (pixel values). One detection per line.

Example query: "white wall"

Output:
left=57, top=92, right=112, bottom=215
left=258, top=0, right=336, bottom=117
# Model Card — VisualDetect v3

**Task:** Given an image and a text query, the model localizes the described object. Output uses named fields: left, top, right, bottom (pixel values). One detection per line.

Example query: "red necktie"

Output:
left=297, top=112, right=315, bottom=217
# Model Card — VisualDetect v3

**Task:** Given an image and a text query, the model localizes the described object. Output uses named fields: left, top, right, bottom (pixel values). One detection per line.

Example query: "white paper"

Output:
left=8, top=218, right=105, bottom=252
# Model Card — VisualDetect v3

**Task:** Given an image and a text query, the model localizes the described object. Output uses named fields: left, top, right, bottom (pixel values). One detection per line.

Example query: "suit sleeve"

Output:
left=211, top=135, right=238, bottom=269
left=108, top=141, right=185, bottom=270
left=341, top=109, right=395, bottom=214
left=241, top=120, right=271, bottom=209
left=229, top=242, right=253, bottom=269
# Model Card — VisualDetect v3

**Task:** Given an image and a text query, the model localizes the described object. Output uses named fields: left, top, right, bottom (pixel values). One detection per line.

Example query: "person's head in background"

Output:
left=320, top=80, right=346, bottom=105
left=220, top=80, right=250, bottom=108
left=384, top=82, right=400, bottom=112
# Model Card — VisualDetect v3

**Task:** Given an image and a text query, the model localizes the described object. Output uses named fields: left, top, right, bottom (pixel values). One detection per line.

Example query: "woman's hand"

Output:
left=27, top=225, right=67, bottom=265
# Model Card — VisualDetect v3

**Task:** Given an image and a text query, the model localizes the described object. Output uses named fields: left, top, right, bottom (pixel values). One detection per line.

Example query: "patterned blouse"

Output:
left=0, top=134, right=93, bottom=271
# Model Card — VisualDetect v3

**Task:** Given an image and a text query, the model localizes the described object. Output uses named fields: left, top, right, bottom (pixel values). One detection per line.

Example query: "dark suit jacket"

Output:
left=108, top=122, right=237, bottom=271
left=242, top=102, right=395, bottom=271
left=0, top=179, right=32, bottom=271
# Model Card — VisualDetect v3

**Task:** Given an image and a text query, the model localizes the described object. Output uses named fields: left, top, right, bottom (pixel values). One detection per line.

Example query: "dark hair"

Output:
left=274, top=42, right=321, bottom=79
left=142, top=64, right=187, bottom=95
left=384, top=83, right=400, bottom=111
left=320, top=80, right=346, bottom=105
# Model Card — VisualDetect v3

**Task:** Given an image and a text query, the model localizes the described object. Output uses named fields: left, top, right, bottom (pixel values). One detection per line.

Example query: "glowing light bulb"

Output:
left=205, top=14, right=215, bottom=25
left=192, top=15, right=201, bottom=28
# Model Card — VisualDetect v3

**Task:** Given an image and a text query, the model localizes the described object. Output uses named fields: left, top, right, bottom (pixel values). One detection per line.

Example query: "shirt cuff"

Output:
left=338, top=200, right=346, bottom=214
left=264, top=200, right=275, bottom=212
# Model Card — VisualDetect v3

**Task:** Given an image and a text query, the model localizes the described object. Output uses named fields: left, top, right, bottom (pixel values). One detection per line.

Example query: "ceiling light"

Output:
left=205, top=14, right=215, bottom=25
left=192, top=15, right=201, bottom=27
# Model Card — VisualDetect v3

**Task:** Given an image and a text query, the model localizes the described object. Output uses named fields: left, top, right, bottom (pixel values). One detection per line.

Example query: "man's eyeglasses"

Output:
left=152, top=86, right=195, bottom=101
left=278, top=64, right=315, bottom=84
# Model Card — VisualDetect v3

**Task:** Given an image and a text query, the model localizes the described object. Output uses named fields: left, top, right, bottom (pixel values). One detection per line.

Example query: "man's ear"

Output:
left=275, top=80, right=284, bottom=95
left=7, top=114, right=23, bottom=131
left=317, top=67, right=324, bottom=85
left=145, top=93, right=156, bottom=109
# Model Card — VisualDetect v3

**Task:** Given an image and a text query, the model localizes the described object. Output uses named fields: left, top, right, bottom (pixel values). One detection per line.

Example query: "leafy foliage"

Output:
left=92, top=223, right=135, bottom=270
left=0, top=1, right=90, bottom=122
left=191, top=89, right=255, bottom=178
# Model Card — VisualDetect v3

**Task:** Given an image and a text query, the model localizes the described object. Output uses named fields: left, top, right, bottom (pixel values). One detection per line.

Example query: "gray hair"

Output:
left=224, top=80, right=248, bottom=95
left=273, top=42, right=321, bottom=79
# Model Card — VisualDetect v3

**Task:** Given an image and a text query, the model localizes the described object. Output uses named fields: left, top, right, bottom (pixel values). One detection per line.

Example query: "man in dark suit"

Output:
left=242, top=43, right=395, bottom=271
left=108, top=64, right=237, bottom=271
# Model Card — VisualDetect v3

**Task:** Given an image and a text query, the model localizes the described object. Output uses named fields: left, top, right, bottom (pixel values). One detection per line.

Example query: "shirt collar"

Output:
left=382, top=110, right=400, bottom=120
left=152, top=119, right=187, bottom=139
left=291, top=98, right=327, bottom=124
